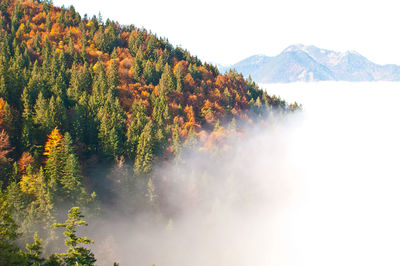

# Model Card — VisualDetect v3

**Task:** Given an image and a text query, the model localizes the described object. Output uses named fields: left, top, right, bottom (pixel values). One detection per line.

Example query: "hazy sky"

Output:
left=53, top=0, right=400, bottom=66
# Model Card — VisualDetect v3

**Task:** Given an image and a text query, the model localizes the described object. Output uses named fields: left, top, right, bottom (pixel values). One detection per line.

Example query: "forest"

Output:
left=0, top=0, right=300, bottom=264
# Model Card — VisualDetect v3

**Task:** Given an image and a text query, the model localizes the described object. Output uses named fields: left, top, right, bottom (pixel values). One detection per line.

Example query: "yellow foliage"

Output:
left=141, top=90, right=149, bottom=98
left=86, top=20, right=93, bottom=28
left=43, top=127, right=63, bottom=157
left=19, top=173, right=41, bottom=195
left=0, top=98, right=11, bottom=130
left=18, top=23, right=26, bottom=32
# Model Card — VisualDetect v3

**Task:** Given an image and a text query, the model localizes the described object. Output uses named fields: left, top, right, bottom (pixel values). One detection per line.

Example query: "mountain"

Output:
left=0, top=1, right=300, bottom=264
left=220, top=44, right=400, bottom=83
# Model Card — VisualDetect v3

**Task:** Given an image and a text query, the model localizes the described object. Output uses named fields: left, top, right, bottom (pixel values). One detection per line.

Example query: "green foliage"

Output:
left=134, top=121, right=154, bottom=176
left=0, top=187, right=26, bottom=265
left=126, top=99, right=149, bottom=159
left=26, top=232, right=45, bottom=265
left=53, top=207, right=96, bottom=265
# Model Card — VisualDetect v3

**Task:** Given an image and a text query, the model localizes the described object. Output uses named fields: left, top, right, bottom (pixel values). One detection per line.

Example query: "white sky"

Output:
left=53, top=0, right=400, bottom=66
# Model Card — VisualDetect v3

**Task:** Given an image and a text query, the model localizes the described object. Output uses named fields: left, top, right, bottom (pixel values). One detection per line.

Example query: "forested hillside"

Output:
left=0, top=0, right=299, bottom=264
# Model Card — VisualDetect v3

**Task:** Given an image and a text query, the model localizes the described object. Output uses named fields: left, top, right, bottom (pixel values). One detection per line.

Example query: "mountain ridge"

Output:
left=220, top=44, right=400, bottom=83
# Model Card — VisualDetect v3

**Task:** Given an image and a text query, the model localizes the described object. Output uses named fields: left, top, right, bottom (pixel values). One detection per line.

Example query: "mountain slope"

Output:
left=0, top=1, right=301, bottom=264
left=222, top=44, right=400, bottom=83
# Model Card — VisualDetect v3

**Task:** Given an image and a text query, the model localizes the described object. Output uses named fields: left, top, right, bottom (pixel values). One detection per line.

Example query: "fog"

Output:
left=93, top=81, right=400, bottom=266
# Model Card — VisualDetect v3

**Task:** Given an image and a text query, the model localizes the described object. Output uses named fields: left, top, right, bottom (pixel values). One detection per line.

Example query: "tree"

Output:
left=143, top=60, right=157, bottom=85
left=43, top=127, right=63, bottom=158
left=159, top=63, right=175, bottom=93
left=59, top=133, right=87, bottom=203
left=171, top=119, right=182, bottom=158
left=0, top=130, right=13, bottom=184
left=108, top=59, right=119, bottom=95
left=44, top=127, right=64, bottom=197
left=17, top=152, right=34, bottom=175
left=126, top=100, right=148, bottom=159
left=53, top=207, right=96, bottom=265
left=0, top=130, right=12, bottom=161
left=25, top=232, right=45, bottom=265
left=33, top=92, right=50, bottom=137
left=134, top=121, right=154, bottom=176
left=0, top=98, right=13, bottom=132
left=0, top=188, right=26, bottom=265
left=152, top=92, right=169, bottom=127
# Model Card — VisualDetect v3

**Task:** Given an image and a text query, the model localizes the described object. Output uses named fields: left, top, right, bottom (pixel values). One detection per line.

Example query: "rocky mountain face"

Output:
left=220, top=44, right=400, bottom=83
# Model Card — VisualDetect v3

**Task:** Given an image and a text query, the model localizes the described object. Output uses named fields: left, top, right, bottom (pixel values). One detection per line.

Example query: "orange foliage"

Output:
left=173, top=60, right=188, bottom=76
left=50, top=23, right=64, bottom=41
left=0, top=130, right=13, bottom=161
left=215, top=75, right=227, bottom=88
left=32, top=11, right=46, bottom=25
left=184, top=105, right=196, bottom=129
left=183, top=73, right=195, bottom=89
left=18, top=152, right=34, bottom=174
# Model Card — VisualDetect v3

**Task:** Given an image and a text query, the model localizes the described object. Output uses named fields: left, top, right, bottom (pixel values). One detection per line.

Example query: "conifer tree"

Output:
left=44, top=127, right=64, bottom=194
left=172, top=119, right=182, bottom=158
left=33, top=92, right=50, bottom=135
left=0, top=189, right=26, bottom=265
left=134, top=121, right=154, bottom=176
left=53, top=207, right=96, bottom=265
left=126, top=100, right=148, bottom=159
left=25, top=232, right=45, bottom=265
left=159, top=63, right=175, bottom=93
left=59, top=133, right=86, bottom=203
left=143, top=60, right=157, bottom=85
left=108, top=59, right=119, bottom=96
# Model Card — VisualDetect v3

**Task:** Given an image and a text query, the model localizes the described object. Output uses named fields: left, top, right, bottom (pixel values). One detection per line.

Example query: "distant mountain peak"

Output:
left=219, top=45, right=400, bottom=83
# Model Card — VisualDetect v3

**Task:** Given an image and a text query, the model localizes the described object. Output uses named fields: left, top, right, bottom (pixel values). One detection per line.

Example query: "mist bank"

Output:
left=93, top=81, right=400, bottom=266
left=91, top=112, right=303, bottom=265
left=262, top=81, right=400, bottom=266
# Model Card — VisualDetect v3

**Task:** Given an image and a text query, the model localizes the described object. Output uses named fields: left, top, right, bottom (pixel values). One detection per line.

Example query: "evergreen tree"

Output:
left=25, top=232, right=45, bottom=265
left=134, top=121, right=154, bottom=176
left=126, top=100, right=148, bottom=159
left=59, top=133, right=87, bottom=203
left=107, top=59, right=119, bottom=96
left=44, top=127, right=64, bottom=196
left=159, top=63, right=175, bottom=93
left=33, top=92, right=50, bottom=137
left=53, top=207, right=96, bottom=265
left=143, top=60, right=157, bottom=85
left=152, top=92, right=169, bottom=127
left=0, top=188, right=26, bottom=265
left=171, top=119, right=182, bottom=158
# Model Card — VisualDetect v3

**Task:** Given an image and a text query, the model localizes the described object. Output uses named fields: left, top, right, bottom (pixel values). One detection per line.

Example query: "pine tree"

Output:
left=44, top=127, right=64, bottom=195
left=108, top=59, right=119, bottom=96
left=53, top=207, right=96, bottom=265
left=126, top=100, right=148, bottom=159
left=134, top=121, right=154, bottom=176
left=159, top=63, right=175, bottom=93
left=33, top=92, right=50, bottom=137
left=171, top=119, right=182, bottom=158
left=21, top=88, right=34, bottom=151
left=132, top=57, right=143, bottom=82
left=152, top=92, right=169, bottom=127
left=59, top=133, right=86, bottom=203
left=0, top=188, right=26, bottom=265
left=25, top=232, right=45, bottom=265
left=143, top=60, right=157, bottom=85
